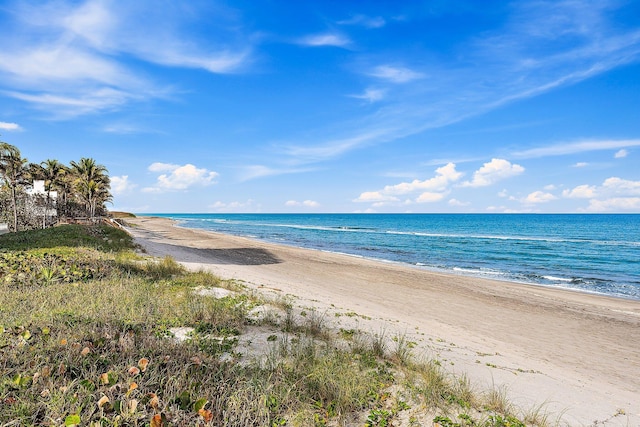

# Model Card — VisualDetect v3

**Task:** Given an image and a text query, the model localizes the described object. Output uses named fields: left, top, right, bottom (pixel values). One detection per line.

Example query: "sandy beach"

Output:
left=125, top=216, right=640, bottom=426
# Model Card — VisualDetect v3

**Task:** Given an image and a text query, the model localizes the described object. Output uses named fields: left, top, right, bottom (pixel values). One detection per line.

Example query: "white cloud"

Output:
left=285, top=200, right=320, bottom=208
left=369, top=65, right=424, bottom=83
left=299, top=33, right=350, bottom=47
left=563, top=177, right=640, bottom=212
left=461, top=159, right=524, bottom=188
left=145, top=163, right=218, bottom=192
left=338, top=15, right=385, bottom=29
left=523, top=190, right=557, bottom=204
left=614, top=149, right=628, bottom=158
left=602, top=177, right=640, bottom=195
left=349, top=88, right=386, bottom=103
left=416, top=192, right=445, bottom=203
left=355, top=163, right=462, bottom=204
left=573, top=162, right=589, bottom=168
left=110, top=175, right=136, bottom=195
left=381, top=163, right=462, bottom=195
left=563, top=184, right=597, bottom=199
left=0, top=122, right=22, bottom=131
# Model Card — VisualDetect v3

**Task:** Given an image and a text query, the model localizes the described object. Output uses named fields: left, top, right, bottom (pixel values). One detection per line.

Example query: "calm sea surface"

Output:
left=148, top=214, right=640, bottom=300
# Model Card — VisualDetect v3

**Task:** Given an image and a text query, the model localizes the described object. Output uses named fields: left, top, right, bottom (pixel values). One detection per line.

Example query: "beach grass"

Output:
left=0, top=225, right=547, bottom=426
left=109, top=211, right=138, bottom=219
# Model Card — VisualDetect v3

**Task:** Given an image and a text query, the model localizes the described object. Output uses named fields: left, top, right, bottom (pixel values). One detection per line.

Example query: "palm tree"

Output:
left=40, top=159, right=66, bottom=226
left=77, top=179, right=113, bottom=218
left=70, top=157, right=111, bottom=219
left=0, top=142, right=28, bottom=231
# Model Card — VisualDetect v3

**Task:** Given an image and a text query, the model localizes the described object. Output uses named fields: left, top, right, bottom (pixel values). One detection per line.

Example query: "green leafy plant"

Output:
left=365, top=408, right=392, bottom=426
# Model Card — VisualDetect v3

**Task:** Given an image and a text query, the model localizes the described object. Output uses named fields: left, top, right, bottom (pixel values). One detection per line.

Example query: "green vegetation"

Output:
left=109, top=211, right=137, bottom=219
left=0, top=224, right=133, bottom=252
left=0, top=225, right=549, bottom=426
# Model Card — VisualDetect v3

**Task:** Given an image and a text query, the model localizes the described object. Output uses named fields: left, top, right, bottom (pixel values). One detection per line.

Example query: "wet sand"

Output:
left=125, top=216, right=640, bottom=426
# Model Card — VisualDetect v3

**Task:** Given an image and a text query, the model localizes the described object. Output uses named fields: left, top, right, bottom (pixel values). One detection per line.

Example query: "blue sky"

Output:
left=1, top=0, right=639, bottom=213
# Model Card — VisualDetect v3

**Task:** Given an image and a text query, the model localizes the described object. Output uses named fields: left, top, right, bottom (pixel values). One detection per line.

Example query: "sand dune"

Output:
left=126, top=216, right=640, bottom=426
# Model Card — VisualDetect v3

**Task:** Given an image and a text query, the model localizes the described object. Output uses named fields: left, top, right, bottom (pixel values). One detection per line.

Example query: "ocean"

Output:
left=148, top=213, right=640, bottom=300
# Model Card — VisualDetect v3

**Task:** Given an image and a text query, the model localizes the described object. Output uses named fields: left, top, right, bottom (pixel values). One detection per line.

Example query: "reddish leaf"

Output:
left=138, top=358, right=149, bottom=372
left=198, top=409, right=213, bottom=422
left=150, top=414, right=163, bottom=427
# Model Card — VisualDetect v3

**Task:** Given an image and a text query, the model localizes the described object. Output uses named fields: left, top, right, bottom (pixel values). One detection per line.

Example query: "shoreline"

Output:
left=159, top=213, right=640, bottom=302
left=125, top=216, right=640, bottom=426
left=147, top=215, right=640, bottom=308
left=180, top=222, right=640, bottom=303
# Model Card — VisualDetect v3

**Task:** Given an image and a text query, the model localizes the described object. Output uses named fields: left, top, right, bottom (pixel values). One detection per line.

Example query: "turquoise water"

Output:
left=148, top=214, right=640, bottom=300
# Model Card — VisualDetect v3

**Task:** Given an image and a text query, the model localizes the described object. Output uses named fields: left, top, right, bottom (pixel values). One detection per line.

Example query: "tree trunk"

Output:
left=44, top=189, right=51, bottom=229
left=10, top=185, right=18, bottom=232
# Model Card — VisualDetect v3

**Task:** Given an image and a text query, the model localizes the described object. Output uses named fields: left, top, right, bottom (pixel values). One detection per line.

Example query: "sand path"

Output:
left=125, top=217, right=640, bottom=426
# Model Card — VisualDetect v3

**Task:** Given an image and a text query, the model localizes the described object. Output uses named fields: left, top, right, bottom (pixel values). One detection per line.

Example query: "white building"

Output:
left=26, top=180, right=58, bottom=224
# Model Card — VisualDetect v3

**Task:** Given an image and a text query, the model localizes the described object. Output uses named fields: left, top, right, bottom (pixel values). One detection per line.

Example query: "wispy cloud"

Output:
left=102, top=122, right=160, bottom=134
left=614, top=149, right=629, bottom=158
left=349, top=88, right=386, bottom=103
left=298, top=33, right=351, bottom=47
left=512, top=139, right=640, bottom=159
left=337, top=14, right=385, bottom=29
left=368, top=65, right=424, bottom=83
left=238, top=165, right=316, bottom=182
left=282, top=128, right=394, bottom=164
left=0, top=0, right=253, bottom=118
left=58, top=1, right=251, bottom=73
left=4, top=89, right=136, bottom=119
left=0, top=122, right=22, bottom=131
